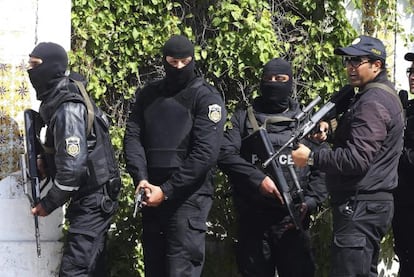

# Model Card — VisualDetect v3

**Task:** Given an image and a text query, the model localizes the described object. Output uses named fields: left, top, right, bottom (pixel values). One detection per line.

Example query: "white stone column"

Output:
left=0, top=0, right=71, bottom=276
left=0, top=174, right=64, bottom=276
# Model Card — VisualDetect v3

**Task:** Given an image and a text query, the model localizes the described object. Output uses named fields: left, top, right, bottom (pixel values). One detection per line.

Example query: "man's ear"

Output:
left=372, top=60, right=382, bottom=72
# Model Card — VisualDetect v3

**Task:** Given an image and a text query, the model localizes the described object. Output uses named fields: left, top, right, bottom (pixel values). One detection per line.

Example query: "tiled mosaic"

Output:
left=0, top=61, right=32, bottom=180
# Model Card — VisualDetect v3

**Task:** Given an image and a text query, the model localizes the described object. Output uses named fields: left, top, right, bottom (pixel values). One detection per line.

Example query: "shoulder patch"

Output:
left=65, top=136, right=81, bottom=157
left=208, top=104, right=222, bottom=123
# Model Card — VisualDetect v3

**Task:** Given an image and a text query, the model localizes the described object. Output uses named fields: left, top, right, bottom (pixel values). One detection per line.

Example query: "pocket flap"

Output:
left=334, top=234, right=366, bottom=248
left=366, top=203, right=388, bottom=214
left=188, top=218, right=207, bottom=232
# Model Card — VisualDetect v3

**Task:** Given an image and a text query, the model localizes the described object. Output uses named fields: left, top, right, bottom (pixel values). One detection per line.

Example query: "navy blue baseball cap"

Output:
left=404, top=52, right=414, bottom=61
left=334, top=35, right=386, bottom=60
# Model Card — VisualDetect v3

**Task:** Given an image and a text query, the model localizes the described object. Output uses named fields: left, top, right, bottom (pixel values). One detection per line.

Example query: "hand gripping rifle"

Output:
left=262, top=96, right=325, bottom=168
left=20, top=109, right=44, bottom=258
left=241, top=97, right=325, bottom=230
left=241, top=125, right=306, bottom=230
left=262, top=85, right=355, bottom=169
left=240, top=86, right=353, bottom=230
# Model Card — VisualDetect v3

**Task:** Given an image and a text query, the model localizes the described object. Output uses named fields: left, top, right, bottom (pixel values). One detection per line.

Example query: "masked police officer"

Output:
left=123, top=35, right=226, bottom=277
left=28, top=42, right=121, bottom=276
left=392, top=52, right=414, bottom=277
left=218, top=58, right=328, bottom=277
left=292, top=35, right=404, bottom=276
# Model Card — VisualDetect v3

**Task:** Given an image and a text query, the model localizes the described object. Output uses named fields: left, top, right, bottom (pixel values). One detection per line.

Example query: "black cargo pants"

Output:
left=330, top=197, right=393, bottom=277
left=141, top=193, right=212, bottom=277
left=59, top=187, right=117, bottom=277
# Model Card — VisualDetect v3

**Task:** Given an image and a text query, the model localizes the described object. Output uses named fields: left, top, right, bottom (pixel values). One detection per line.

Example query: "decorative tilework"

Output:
left=0, top=61, right=32, bottom=180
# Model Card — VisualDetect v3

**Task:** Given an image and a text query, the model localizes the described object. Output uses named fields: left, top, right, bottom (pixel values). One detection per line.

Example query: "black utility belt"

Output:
left=351, top=190, right=393, bottom=201
left=74, top=184, right=103, bottom=200
left=332, top=190, right=393, bottom=204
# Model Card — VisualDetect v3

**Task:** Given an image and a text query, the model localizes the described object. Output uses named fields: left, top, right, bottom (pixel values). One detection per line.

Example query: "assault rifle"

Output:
left=20, top=109, right=44, bottom=258
left=262, top=84, right=355, bottom=168
left=241, top=86, right=354, bottom=230
left=241, top=96, right=323, bottom=230
left=241, top=127, right=306, bottom=230
left=262, top=96, right=328, bottom=168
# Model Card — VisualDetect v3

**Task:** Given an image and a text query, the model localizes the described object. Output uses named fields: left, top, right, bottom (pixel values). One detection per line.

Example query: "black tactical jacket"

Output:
left=315, top=71, right=404, bottom=202
left=37, top=77, right=120, bottom=213
left=124, top=77, right=226, bottom=201
left=38, top=78, right=89, bottom=213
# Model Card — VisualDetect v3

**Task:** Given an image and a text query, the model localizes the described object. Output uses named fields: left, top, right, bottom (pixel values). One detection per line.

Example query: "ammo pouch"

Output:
left=86, top=111, right=121, bottom=201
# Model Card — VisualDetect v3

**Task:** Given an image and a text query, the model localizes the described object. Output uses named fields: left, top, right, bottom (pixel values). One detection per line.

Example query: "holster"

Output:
left=105, top=176, right=121, bottom=201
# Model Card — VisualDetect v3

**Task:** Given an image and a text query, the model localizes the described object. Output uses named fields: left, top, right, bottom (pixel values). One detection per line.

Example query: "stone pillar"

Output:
left=0, top=0, right=71, bottom=276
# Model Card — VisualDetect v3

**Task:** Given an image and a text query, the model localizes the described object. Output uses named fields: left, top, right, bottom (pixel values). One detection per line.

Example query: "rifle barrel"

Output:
left=34, top=217, right=41, bottom=257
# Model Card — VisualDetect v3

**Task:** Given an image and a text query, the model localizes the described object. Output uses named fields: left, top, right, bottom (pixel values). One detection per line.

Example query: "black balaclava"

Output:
left=162, top=35, right=196, bottom=94
left=27, top=42, right=68, bottom=100
left=259, top=58, right=293, bottom=113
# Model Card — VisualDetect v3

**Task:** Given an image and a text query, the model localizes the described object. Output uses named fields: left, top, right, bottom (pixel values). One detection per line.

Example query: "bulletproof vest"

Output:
left=239, top=106, right=304, bottom=207
left=74, top=80, right=121, bottom=199
left=240, top=106, right=297, bottom=171
left=142, top=77, right=204, bottom=168
left=42, top=78, right=121, bottom=199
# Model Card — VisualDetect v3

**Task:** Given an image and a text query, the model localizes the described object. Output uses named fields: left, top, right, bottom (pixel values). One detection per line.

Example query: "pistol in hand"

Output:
left=133, top=188, right=146, bottom=218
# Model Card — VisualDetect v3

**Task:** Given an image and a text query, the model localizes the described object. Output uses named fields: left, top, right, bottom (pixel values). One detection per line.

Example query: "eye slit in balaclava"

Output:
left=259, top=58, right=293, bottom=113
left=162, top=35, right=196, bottom=94
left=27, top=42, right=68, bottom=100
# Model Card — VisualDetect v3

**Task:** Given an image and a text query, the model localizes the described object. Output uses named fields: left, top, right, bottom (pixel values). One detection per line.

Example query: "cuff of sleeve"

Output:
left=252, top=171, right=267, bottom=190
left=41, top=185, right=72, bottom=214
left=40, top=198, right=59, bottom=214
left=160, top=182, right=174, bottom=201
left=135, top=173, right=148, bottom=186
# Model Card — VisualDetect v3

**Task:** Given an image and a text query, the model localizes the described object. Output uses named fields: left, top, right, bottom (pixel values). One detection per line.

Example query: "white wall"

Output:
left=0, top=0, right=71, bottom=276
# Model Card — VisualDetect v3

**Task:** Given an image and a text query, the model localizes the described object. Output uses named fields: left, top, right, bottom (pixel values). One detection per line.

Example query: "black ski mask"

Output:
left=162, top=35, right=196, bottom=94
left=27, top=42, right=68, bottom=100
left=259, top=58, right=293, bottom=113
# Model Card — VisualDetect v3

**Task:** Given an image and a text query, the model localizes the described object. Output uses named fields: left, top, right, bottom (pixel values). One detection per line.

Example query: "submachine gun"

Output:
left=20, top=109, right=45, bottom=258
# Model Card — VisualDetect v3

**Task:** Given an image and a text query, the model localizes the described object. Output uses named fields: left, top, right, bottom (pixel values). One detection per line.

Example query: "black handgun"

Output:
left=133, top=188, right=146, bottom=218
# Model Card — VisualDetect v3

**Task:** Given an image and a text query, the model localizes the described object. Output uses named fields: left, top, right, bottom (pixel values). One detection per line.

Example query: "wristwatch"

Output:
left=307, top=151, right=314, bottom=166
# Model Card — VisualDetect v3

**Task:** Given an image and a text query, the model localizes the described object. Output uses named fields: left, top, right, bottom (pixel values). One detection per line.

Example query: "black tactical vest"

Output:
left=41, top=78, right=121, bottom=199
left=142, top=78, right=204, bottom=168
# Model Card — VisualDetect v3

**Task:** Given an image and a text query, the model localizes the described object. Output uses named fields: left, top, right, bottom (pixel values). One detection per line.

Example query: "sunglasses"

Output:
left=343, top=56, right=370, bottom=68
left=406, top=67, right=414, bottom=76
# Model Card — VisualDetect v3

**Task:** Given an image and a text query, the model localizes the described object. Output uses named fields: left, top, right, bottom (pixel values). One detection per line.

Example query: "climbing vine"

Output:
left=70, top=1, right=413, bottom=275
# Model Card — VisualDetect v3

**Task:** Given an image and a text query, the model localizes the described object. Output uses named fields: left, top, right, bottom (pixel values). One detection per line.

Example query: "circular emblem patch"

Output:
left=208, top=104, right=222, bottom=123
left=65, top=136, right=81, bottom=157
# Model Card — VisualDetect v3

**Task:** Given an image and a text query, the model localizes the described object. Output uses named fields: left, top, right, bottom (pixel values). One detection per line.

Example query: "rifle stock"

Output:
left=21, top=109, right=43, bottom=258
